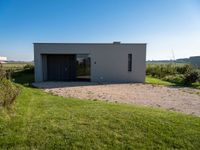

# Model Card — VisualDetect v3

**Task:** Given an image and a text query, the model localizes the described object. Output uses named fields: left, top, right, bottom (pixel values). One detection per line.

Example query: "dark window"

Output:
left=76, top=54, right=91, bottom=81
left=128, top=54, right=132, bottom=72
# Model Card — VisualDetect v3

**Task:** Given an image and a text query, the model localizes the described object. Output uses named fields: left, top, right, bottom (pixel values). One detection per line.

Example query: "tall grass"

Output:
left=146, top=64, right=200, bottom=85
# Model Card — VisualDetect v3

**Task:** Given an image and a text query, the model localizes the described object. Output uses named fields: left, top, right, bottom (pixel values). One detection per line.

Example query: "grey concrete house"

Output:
left=34, top=42, right=146, bottom=83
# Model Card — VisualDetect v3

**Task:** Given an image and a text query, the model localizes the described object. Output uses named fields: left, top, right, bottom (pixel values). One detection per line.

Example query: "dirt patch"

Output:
left=33, top=82, right=200, bottom=116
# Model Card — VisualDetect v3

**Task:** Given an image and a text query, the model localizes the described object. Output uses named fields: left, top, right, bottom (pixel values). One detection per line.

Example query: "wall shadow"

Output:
left=32, top=81, right=145, bottom=89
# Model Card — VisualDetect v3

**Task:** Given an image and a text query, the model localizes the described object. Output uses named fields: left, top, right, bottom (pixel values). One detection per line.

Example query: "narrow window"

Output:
left=128, top=54, right=132, bottom=72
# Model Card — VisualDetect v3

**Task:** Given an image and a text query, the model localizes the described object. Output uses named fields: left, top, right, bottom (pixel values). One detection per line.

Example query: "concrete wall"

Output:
left=34, top=43, right=146, bottom=83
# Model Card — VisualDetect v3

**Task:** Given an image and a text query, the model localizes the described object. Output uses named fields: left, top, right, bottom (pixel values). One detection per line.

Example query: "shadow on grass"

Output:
left=149, top=81, right=200, bottom=90
left=12, top=71, right=200, bottom=90
left=162, top=82, right=200, bottom=90
left=12, top=69, right=34, bottom=87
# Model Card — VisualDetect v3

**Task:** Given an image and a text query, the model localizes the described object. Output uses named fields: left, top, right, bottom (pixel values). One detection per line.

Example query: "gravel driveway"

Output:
left=33, top=82, right=200, bottom=116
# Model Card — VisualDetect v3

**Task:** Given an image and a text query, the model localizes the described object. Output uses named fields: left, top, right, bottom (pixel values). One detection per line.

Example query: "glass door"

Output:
left=76, top=54, right=91, bottom=81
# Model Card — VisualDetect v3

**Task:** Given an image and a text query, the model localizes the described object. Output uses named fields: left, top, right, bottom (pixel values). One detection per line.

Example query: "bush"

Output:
left=176, top=64, right=193, bottom=74
left=184, top=69, right=200, bottom=86
left=0, top=78, right=20, bottom=107
left=5, top=69, right=14, bottom=80
left=146, top=64, right=179, bottom=78
left=147, top=64, right=200, bottom=86
left=0, top=64, right=14, bottom=80
left=23, top=64, right=34, bottom=73
left=0, top=64, right=20, bottom=108
left=162, top=74, right=185, bottom=84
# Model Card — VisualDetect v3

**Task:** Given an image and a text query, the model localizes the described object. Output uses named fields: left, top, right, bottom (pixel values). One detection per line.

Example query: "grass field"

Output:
left=145, top=76, right=176, bottom=86
left=0, top=86, right=200, bottom=149
left=2, top=62, right=33, bottom=71
left=0, top=64, right=200, bottom=149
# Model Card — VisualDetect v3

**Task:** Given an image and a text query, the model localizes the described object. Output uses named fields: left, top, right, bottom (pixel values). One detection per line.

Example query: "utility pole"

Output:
left=171, top=50, right=176, bottom=63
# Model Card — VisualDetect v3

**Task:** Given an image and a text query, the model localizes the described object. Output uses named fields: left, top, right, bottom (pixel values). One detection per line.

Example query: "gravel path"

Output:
left=33, top=82, right=200, bottom=116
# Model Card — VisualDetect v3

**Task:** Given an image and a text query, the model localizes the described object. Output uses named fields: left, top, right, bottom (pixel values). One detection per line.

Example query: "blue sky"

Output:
left=0, top=0, right=200, bottom=61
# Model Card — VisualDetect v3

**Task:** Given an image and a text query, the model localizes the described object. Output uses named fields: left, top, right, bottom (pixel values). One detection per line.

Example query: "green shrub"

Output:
left=162, top=74, right=185, bottom=84
left=0, top=64, right=15, bottom=80
left=0, top=64, right=6, bottom=79
left=0, top=64, right=20, bottom=108
left=184, top=69, right=200, bottom=86
left=176, top=64, right=193, bottom=74
left=147, top=64, right=200, bottom=86
left=0, top=78, right=20, bottom=107
left=5, top=69, right=14, bottom=80
left=22, top=64, right=34, bottom=74
left=146, top=64, right=179, bottom=78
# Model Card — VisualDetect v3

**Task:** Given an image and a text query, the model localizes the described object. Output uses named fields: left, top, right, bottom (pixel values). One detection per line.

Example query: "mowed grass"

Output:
left=0, top=86, right=200, bottom=149
left=0, top=66, right=200, bottom=149
left=145, top=76, right=175, bottom=86
left=192, top=82, right=200, bottom=89
left=146, top=76, right=200, bottom=89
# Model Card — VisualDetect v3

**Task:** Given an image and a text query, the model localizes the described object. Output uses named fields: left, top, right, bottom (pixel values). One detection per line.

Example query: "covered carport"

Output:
left=41, top=54, right=91, bottom=81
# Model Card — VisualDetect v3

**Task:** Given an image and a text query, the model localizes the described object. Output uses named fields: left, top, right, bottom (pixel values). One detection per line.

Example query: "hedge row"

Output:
left=146, top=64, right=200, bottom=85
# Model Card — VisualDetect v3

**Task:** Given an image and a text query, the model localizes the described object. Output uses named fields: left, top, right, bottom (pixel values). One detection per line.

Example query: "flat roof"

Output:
left=33, top=42, right=147, bottom=45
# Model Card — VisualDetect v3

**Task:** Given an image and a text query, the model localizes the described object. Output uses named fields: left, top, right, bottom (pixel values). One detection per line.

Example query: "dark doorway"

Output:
left=76, top=54, right=91, bottom=81
left=46, top=54, right=91, bottom=81
left=47, top=55, right=76, bottom=81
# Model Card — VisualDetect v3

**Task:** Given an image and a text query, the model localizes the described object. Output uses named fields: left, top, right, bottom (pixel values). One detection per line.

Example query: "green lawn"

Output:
left=0, top=88, right=200, bottom=149
left=192, top=82, right=200, bottom=89
left=0, top=71, right=200, bottom=149
left=146, top=76, right=200, bottom=89
left=145, top=76, right=175, bottom=86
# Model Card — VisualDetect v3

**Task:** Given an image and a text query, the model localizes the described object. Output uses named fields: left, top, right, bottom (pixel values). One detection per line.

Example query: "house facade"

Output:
left=34, top=42, right=146, bottom=83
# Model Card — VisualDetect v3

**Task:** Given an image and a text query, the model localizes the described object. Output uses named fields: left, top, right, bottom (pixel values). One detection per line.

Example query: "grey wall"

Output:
left=34, top=43, right=146, bottom=83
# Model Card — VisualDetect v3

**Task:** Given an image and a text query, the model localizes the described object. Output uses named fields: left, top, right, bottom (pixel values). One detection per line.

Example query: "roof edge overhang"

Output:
left=33, top=42, right=147, bottom=45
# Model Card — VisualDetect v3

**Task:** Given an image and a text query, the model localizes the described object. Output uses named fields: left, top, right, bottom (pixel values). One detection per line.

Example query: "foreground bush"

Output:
left=0, top=78, right=20, bottom=107
left=0, top=64, right=14, bottom=80
left=0, top=64, right=6, bottom=79
left=0, top=64, right=20, bottom=108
